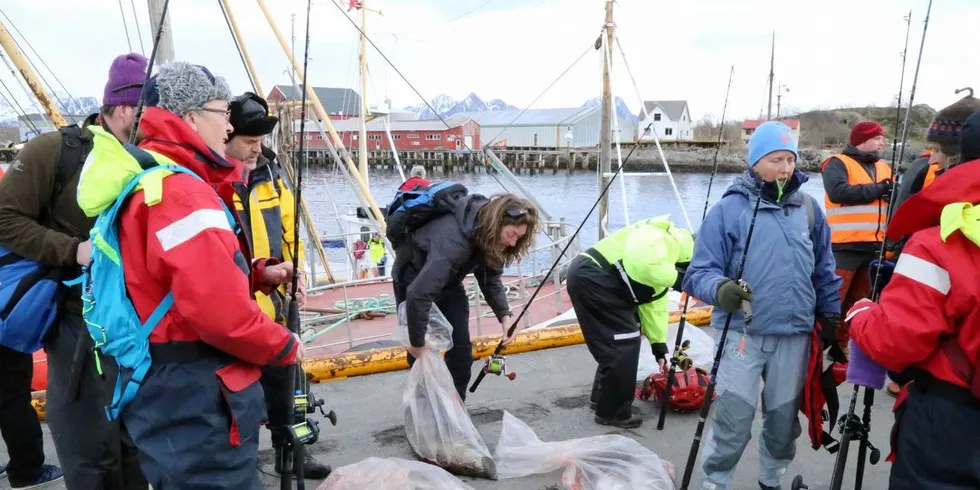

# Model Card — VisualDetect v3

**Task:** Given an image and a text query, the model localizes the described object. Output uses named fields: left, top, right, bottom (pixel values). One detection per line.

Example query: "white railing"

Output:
left=300, top=220, right=581, bottom=352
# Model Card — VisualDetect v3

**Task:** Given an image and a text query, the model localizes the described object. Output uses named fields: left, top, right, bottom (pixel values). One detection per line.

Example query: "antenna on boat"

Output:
left=280, top=1, right=337, bottom=488
left=127, top=0, right=170, bottom=144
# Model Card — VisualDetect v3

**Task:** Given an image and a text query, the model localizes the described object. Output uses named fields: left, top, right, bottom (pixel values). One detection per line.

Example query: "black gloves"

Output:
left=672, top=261, right=690, bottom=291
left=816, top=312, right=840, bottom=348
left=651, top=342, right=669, bottom=363
left=715, top=279, right=753, bottom=313
left=877, top=179, right=893, bottom=200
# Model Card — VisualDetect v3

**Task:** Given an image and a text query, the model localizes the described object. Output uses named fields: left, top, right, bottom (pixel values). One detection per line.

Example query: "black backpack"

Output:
left=384, top=181, right=468, bottom=249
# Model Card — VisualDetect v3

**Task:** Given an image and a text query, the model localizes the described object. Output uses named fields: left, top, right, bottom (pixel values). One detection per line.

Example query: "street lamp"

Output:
left=777, top=84, right=790, bottom=119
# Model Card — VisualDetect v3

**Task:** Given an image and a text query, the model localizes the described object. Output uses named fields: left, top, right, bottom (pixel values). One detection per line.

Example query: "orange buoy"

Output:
left=32, top=350, right=47, bottom=392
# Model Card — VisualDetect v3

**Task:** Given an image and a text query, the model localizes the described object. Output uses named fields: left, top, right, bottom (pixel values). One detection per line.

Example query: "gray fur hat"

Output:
left=153, top=61, right=232, bottom=116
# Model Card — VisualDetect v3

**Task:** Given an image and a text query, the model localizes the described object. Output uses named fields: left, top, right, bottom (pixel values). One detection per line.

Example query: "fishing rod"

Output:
left=657, top=64, right=734, bottom=431
left=468, top=122, right=654, bottom=394
left=678, top=180, right=762, bottom=490
left=280, top=1, right=336, bottom=488
left=797, top=4, right=933, bottom=490
left=127, top=0, right=169, bottom=144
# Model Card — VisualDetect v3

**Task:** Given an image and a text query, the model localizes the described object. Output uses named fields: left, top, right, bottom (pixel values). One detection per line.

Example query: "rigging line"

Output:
left=117, top=0, right=134, bottom=52
left=328, top=0, right=594, bottom=158
left=326, top=0, right=527, bottom=197
left=445, top=0, right=497, bottom=24
left=130, top=0, right=146, bottom=55
left=217, top=0, right=257, bottom=94
left=614, top=35, right=693, bottom=230
left=0, top=8, right=81, bottom=124
left=486, top=42, right=596, bottom=148
left=0, top=75, right=40, bottom=136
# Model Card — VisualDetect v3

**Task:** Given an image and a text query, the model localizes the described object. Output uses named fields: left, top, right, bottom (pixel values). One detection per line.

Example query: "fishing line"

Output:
left=468, top=121, right=655, bottom=394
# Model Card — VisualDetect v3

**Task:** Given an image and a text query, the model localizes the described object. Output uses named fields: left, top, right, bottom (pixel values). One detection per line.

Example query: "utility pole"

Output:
left=776, top=84, right=788, bottom=119
left=766, top=31, right=774, bottom=121
left=598, top=0, right=614, bottom=240
left=0, top=21, right=66, bottom=128
left=147, top=0, right=175, bottom=63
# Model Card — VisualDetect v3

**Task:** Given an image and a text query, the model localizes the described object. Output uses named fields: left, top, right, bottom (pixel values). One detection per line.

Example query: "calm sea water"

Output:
left=302, top=168, right=828, bottom=279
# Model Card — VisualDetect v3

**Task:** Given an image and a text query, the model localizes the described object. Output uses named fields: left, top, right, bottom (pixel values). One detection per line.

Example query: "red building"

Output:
left=266, top=85, right=361, bottom=120
left=294, top=115, right=481, bottom=152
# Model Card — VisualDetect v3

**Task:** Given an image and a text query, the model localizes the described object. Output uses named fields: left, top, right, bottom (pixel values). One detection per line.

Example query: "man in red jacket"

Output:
left=99, top=61, right=303, bottom=489
left=844, top=147, right=980, bottom=488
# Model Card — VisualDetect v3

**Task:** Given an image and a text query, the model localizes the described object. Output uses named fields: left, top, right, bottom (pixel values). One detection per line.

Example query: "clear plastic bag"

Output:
left=316, top=457, right=477, bottom=490
left=395, top=302, right=497, bottom=479
left=494, top=411, right=676, bottom=490
left=393, top=302, right=453, bottom=351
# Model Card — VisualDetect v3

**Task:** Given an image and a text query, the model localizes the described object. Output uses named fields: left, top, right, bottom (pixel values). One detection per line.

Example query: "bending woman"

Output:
left=392, top=193, right=540, bottom=400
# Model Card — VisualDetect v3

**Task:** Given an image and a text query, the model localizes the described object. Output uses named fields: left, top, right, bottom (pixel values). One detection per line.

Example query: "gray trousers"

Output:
left=45, top=314, right=147, bottom=490
left=700, top=333, right=810, bottom=490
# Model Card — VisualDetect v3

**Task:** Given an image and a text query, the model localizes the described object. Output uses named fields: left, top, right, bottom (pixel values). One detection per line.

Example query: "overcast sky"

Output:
left=1, top=0, right=976, bottom=123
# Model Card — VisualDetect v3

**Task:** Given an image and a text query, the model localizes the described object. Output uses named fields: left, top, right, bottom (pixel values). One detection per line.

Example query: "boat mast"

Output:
left=147, top=0, right=175, bottom=63
left=766, top=31, right=774, bottom=120
left=0, top=21, right=67, bottom=128
left=358, top=0, right=369, bottom=184
left=597, top=0, right=614, bottom=240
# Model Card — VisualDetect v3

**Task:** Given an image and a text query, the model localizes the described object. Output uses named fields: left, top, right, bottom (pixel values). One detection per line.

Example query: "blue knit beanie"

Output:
left=747, top=121, right=799, bottom=167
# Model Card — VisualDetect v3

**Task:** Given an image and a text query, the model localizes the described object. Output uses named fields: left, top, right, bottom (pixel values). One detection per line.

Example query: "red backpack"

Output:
left=638, top=367, right=713, bottom=412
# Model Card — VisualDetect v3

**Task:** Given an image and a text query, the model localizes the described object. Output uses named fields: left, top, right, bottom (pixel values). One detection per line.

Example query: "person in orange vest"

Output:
left=892, top=91, right=980, bottom=216
left=820, top=121, right=891, bottom=355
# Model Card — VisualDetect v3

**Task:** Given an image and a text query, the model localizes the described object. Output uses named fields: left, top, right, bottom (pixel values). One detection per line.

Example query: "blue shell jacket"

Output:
left=682, top=170, right=842, bottom=336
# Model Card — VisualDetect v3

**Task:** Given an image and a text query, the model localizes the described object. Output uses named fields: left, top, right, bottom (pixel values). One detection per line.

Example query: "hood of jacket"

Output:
left=456, top=193, right=489, bottom=240
left=137, top=107, right=245, bottom=186
left=887, top=158, right=980, bottom=240
left=76, top=124, right=180, bottom=217
left=724, top=169, right=809, bottom=209
left=842, top=145, right=882, bottom=164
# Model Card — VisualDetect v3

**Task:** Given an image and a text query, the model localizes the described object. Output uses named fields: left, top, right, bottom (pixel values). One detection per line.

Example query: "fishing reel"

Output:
left=290, top=390, right=338, bottom=445
left=670, top=340, right=694, bottom=371
left=791, top=475, right=810, bottom=490
left=836, top=412, right=881, bottom=465
left=482, top=354, right=517, bottom=381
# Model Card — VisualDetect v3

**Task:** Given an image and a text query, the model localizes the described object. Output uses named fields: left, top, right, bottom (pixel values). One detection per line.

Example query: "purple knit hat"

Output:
left=103, top=53, right=148, bottom=106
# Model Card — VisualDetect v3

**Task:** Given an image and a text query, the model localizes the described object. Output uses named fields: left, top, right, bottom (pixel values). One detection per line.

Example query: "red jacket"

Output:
left=399, top=176, right=430, bottom=191
left=119, top=107, right=298, bottom=388
left=850, top=160, right=980, bottom=391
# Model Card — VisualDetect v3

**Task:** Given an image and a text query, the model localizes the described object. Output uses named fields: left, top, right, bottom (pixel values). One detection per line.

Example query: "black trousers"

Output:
left=404, top=285, right=473, bottom=402
left=566, top=255, right=641, bottom=421
left=0, top=345, right=44, bottom=486
left=44, top=314, right=147, bottom=490
left=889, top=386, right=980, bottom=489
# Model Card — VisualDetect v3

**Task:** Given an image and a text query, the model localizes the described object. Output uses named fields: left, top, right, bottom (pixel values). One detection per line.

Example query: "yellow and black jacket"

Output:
left=233, top=154, right=305, bottom=324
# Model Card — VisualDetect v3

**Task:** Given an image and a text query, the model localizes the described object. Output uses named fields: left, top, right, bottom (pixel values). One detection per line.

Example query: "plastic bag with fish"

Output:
left=494, top=411, right=675, bottom=490
left=394, top=303, right=497, bottom=479
left=316, top=457, right=476, bottom=490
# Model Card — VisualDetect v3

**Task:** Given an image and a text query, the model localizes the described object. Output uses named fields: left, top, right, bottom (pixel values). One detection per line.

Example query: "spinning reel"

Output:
left=481, top=354, right=517, bottom=381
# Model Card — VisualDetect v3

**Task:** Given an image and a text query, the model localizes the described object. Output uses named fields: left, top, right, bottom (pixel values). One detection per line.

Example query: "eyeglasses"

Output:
left=198, top=107, right=231, bottom=122
left=505, top=207, right=527, bottom=219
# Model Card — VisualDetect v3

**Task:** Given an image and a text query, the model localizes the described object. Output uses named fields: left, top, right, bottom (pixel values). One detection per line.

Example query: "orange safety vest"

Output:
left=922, top=162, right=940, bottom=189
left=822, top=154, right=891, bottom=244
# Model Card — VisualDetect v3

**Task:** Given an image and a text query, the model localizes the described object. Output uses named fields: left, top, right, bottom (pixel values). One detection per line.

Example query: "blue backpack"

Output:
left=0, top=247, right=66, bottom=353
left=384, top=181, right=468, bottom=249
left=69, top=164, right=236, bottom=421
left=0, top=125, right=90, bottom=353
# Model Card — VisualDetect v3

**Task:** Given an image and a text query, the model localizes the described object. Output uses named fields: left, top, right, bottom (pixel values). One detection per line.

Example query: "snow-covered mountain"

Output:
left=403, top=92, right=518, bottom=120
left=581, top=96, right=639, bottom=124
left=403, top=92, right=638, bottom=124
left=0, top=93, right=100, bottom=128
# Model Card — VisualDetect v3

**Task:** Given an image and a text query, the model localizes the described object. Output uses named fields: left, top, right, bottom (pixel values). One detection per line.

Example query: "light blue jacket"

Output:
left=682, top=170, right=842, bottom=336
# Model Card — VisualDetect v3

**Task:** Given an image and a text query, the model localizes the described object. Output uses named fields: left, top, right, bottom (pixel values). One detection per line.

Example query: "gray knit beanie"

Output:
left=154, top=61, right=232, bottom=116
